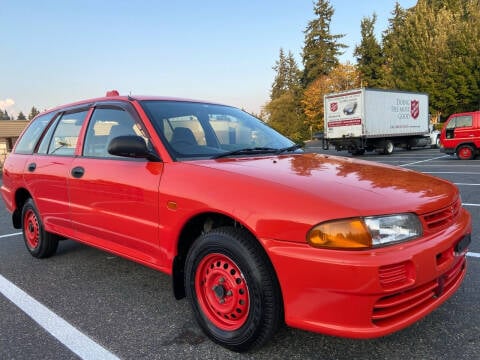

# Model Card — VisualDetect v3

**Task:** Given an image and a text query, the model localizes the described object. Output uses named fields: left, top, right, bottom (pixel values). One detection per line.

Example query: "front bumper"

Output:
left=262, top=208, right=471, bottom=338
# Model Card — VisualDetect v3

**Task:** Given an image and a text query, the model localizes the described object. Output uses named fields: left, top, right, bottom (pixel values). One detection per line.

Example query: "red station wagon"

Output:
left=1, top=92, right=472, bottom=351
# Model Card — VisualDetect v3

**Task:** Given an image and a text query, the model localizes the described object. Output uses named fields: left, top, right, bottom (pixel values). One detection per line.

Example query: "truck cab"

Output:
left=440, top=111, right=480, bottom=159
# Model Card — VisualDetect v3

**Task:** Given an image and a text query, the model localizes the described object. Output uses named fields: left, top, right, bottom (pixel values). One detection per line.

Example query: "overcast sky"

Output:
left=1, top=0, right=416, bottom=117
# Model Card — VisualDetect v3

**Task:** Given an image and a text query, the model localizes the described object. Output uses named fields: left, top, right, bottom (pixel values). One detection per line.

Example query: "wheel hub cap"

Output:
left=195, top=254, right=250, bottom=330
left=24, top=209, right=40, bottom=249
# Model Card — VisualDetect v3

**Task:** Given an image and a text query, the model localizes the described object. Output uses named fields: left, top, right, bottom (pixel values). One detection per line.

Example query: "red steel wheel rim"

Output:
left=195, top=253, right=250, bottom=331
left=24, top=209, right=40, bottom=249
left=459, top=147, right=472, bottom=159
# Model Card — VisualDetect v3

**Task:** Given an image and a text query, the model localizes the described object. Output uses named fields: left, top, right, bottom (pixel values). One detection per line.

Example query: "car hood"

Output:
left=193, top=153, right=458, bottom=217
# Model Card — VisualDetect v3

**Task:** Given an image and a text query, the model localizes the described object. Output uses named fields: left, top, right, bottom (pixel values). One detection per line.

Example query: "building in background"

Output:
left=0, top=121, right=29, bottom=170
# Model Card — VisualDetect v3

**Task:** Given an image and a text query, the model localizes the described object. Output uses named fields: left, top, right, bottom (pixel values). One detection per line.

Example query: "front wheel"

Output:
left=185, top=227, right=283, bottom=352
left=21, top=199, right=59, bottom=258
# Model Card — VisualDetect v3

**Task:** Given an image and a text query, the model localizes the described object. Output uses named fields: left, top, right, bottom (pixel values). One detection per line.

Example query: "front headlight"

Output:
left=307, top=213, right=422, bottom=250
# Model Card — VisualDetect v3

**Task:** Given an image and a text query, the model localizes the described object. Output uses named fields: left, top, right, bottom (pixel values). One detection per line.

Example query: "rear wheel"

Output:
left=456, top=145, right=475, bottom=160
left=21, top=199, right=59, bottom=258
left=383, top=140, right=394, bottom=155
left=185, top=227, right=283, bottom=352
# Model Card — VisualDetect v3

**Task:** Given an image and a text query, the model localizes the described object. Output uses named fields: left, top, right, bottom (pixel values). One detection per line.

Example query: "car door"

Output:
left=452, top=115, right=474, bottom=142
left=68, top=103, right=165, bottom=266
left=23, top=109, right=89, bottom=238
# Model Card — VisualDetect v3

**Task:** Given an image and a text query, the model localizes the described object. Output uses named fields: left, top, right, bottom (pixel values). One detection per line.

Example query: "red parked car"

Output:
left=1, top=92, right=472, bottom=351
left=440, top=110, right=480, bottom=159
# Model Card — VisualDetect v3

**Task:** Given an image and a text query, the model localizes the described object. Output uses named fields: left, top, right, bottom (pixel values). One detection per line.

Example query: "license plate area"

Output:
left=454, top=234, right=471, bottom=255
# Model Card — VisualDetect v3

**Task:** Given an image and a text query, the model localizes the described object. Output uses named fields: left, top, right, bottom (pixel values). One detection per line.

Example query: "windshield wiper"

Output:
left=213, top=147, right=279, bottom=159
left=275, top=144, right=302, bottom=154
left=213, top=144, right=302, bottom=159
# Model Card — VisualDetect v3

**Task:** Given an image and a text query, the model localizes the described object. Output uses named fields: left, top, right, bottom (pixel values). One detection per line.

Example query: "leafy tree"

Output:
left=28, top=106, right=40, bottom=120
left=301, top=0, right=346, bottom=87
left=265, top=92, right=307, bottom=143
left=17, top=111, right=27, bottom=120
left=354, top=13, right=384, bottom=88
left=302, top=63, right=362, bottom=133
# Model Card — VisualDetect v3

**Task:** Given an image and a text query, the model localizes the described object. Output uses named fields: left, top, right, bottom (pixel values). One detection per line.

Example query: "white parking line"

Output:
left=0, top=275, right=119, bottom=360
left=400, top=155, right=450, bottom=167
left=468, top=252, right=480, bottom=258
left=463, top=203, right=480, bottom=207
left=0, top=232, right=22, bottom=239
left=455, top=183, right=480, bottom=186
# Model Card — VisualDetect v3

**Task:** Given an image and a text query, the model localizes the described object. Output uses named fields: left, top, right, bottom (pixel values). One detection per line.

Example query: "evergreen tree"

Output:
left=301, top=0, right=346, bottom=87
left=28, top=106, right=40, bottom=120
left=265, top=49, right=307, bottom=142
left=17, top=111, right=26, bottom=120
left=1, top=110, right=10, bottom=120
left=385, top=0, right=480, bottom=116
left=381, top=2, right=408, bottom=88
left=271, top=49, right=301, bottom=100
left=354, top=13, right=384, bottom=88
left=442, top=0, right=480, bottom=114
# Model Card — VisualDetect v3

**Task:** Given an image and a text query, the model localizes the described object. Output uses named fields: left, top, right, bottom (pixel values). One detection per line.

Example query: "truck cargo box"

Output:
left=324, top=88, right=430, bottom=154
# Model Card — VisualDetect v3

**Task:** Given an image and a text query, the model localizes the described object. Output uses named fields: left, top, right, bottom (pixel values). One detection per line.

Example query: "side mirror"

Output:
left=108, top=136, right=161, bottom=162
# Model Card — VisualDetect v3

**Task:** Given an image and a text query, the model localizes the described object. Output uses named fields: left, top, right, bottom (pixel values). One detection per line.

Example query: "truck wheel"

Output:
left=456, top=145, right=475, bottom=160
left=383, top=140, right=394, bottom=155
left=185, top=227, right=283, bottom=352
left=21, top=199, right=59, bottom=258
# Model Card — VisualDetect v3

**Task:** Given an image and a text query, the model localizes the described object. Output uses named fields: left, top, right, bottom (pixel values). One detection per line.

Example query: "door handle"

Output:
left=71, top=166, right=85, bottom=178
left=27, top=163, right=36, bottom=172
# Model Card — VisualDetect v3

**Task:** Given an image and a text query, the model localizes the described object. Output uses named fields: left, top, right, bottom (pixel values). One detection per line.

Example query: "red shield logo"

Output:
left=330, top=102, right=338, bottom=112
left=411, top=100, right=419, bottom=119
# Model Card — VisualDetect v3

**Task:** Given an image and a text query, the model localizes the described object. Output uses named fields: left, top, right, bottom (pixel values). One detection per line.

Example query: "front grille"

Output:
left=378, top=261, right=414, bottom=289
left=422, top=198, right=461, bottom=232
left=372, top=257, right=465, bottom=326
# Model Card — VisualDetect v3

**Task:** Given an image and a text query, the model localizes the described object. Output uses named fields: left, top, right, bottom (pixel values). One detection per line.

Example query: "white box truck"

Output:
left=324, top=88, right=430, bottom=154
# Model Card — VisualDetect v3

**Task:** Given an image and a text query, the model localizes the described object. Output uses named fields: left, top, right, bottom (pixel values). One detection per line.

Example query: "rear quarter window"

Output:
left=14, top=113, right=55, bottom=154
left=47, top=111, right=88, bottom=156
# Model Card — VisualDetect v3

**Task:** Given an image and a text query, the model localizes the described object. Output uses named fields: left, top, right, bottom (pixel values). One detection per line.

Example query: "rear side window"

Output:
left=14, top=113, right=54, bottom=154
left=47, top=111, right=88, bottom=156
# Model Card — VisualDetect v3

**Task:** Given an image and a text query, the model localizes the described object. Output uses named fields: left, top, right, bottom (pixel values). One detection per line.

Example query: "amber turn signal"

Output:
left=308, top=218, right=372, bottom=249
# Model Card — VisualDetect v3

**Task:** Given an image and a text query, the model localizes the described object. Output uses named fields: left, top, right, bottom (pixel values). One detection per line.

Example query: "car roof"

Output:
left=38, top=92, right=225, bottom=117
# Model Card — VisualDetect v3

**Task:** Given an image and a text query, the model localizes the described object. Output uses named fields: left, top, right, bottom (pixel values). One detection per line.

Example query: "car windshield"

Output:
left=140, top=100, right=296, bottom=160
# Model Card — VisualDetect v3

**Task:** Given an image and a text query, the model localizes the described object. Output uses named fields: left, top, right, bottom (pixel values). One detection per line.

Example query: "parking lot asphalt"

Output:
left=0, top=146, right=479, bottom=360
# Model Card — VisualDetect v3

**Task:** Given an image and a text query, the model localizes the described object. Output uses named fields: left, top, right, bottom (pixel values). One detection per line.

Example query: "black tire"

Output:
left=184, top=227, right=283, bottom=352
left=21, top=198, right=59, bottom=258
left=383, top=140, right=394, bottom=155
